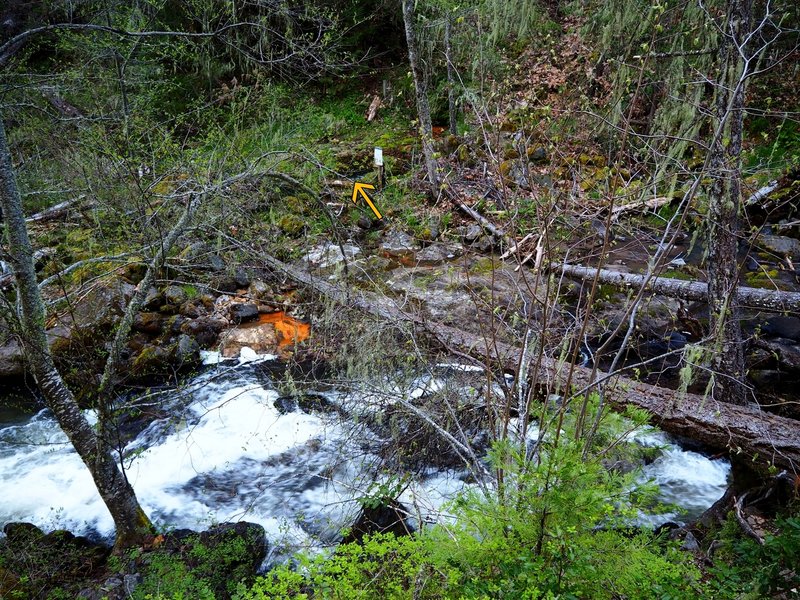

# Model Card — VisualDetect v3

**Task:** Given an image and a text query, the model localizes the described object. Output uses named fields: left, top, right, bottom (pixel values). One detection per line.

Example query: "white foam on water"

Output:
left=0, top=364, right=731, bottom=554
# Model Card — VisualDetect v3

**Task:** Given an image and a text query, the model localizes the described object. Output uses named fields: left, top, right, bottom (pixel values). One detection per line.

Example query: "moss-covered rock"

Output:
left=278, top=214, right=305, bottom=236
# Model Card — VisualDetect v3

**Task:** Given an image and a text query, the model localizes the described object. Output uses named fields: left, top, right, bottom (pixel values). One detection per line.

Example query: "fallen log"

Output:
left=555, top=262, right=800, bottom=314
left=26, top=196, right=89, bottom=223
left=261, top=254, right=800, bottom=475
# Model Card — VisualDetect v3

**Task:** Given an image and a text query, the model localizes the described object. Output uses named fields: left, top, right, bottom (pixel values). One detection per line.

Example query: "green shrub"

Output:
left=238, top=433, right=703, bottom=599
left=708, top=512, right=800, bottom=598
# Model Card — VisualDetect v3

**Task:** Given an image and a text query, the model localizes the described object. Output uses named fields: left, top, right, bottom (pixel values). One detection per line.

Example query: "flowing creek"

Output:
left=0, top=352, right=730, bottom=567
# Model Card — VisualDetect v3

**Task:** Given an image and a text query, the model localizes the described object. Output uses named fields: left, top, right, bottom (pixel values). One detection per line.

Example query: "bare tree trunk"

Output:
left=402, top=0, right=440, bottom=197
left=0, top=112, right=153, bottom=549
left=706, top=0, right=751, bottom=405
left=445, top=15, right=458, bottom=136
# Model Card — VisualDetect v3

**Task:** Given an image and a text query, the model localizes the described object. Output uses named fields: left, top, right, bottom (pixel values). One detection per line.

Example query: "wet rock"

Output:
left=131, top=344, right=171, bottom=375
left=179, top=300, right=205, bottom=319
left=379, top=230, right=419, bottom=260
left=180, top=317, right=227, bottom=348
left=341, top=499, right=413, bottom=544
left=220, top=323, right=278, bottom=358
left=761, top=315, right=800, bottom=342
left=303, top=242, right=361, bottom=268
left=229, top=303, right=259, bottom=323
left=174, top=334, right=200, bottom=366
left=164, top=285, right=188, bottom=306
left=296, top=393, right=337, bottom=414
left=750, top=369, right=782, bottom=388
left=133, top=312, right=164, bottom=335
left=274, top=396, right=298, bottom=414
left=757, top=234, right=800, bottom=258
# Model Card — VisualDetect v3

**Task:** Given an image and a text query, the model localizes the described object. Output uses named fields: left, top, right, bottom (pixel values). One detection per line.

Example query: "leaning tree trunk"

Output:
left=706, top=0, right=752, bottom=405
left=0, top=112, right=153, bottom=549
left=402, top=0, right=440, bottom=197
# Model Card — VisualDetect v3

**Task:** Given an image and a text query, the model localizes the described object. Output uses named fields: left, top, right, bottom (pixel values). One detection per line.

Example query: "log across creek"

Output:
left=261, top=254, right=800, bottom=476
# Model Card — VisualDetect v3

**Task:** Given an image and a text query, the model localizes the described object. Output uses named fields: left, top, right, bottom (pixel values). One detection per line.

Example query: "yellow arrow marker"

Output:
left=352, top=182, right=383, bottom=220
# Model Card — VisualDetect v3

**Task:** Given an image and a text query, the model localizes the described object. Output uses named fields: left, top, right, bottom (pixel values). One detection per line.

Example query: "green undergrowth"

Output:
left=234, top=404, right=704, bottom=600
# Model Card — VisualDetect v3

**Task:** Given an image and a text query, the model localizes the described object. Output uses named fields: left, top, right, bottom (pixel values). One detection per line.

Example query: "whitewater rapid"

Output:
left=0, top=354, right=730, bottom=563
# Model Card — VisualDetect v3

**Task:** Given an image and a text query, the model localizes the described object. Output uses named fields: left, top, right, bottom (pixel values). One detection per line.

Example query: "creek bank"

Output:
left=0, top=268, right=310, bottom=396
left=0, top=521, right=266, bottom=600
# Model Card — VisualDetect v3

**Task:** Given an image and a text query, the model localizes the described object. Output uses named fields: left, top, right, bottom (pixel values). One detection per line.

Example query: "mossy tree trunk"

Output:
left=402, top=0, right=440, bottom=198
left=0, top=111, right=154, bottom=550
left=706, top=0, right=752, bottom=405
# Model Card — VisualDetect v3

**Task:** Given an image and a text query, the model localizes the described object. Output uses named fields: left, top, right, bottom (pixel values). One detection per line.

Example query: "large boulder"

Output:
left=341, top=499, right=413, bottom=545
left=219, top=323, right=278, bottom=358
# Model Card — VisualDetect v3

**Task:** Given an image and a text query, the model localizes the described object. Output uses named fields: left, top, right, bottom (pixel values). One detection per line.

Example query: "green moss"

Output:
left=278, top=214, right=305, bottom=236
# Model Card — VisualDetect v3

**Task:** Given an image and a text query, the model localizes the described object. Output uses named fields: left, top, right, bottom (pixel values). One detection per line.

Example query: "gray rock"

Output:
left=303, top=242, right=361, bottom=268
left=164, top=285, right=188, bottom=306
left=123, top=574, right=142, bottom=596
left=758, top=234, right=800, bottom=258
left=681, top=531, right=700, bottom=552
left=415, top=243, right=463, bottom=266
left=101, top=577, right=122, bottom=592
left=249, top=279, right=270, bottom=300
left=211, top=274, right=239, bottom=293
left=174, top=334, right=200, bottom=365
left=70, top=280, right=134, bottom=329
left=229, top=303, right=259, bottom=323
left=379, top=230, right=419, bottom=259
left=472, top=235, right=495, bottom=253
left=528, top=146, right=548, bottom=163
left=143, top=286, right=162, bottom=311
left=0, top=338, right=23, bottom=378
left=234, top=268, right=251, bottom=288
left=464, top=224, right=483, bottom=243
left=32, top=247, right=56, bottom=270
left=208, top=254, right=227, bottom=272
